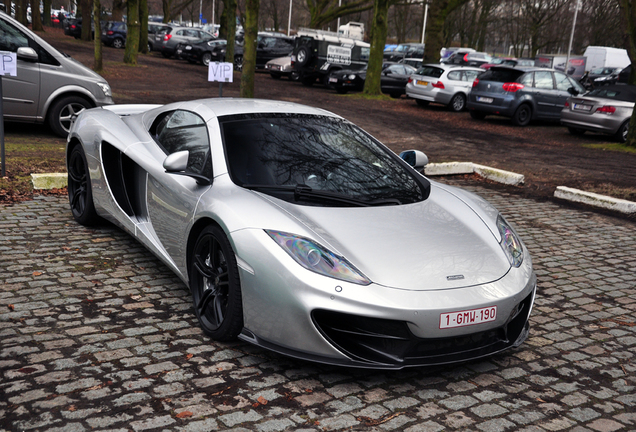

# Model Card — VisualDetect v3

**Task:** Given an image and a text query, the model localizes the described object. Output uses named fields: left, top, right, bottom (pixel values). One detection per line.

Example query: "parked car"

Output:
left=234, top=32, right=294, bottom=71
left=157, top=26, right=215, bottom=58
left=579, top=67, right=622, bottom=90
left=618, top=64, right=631, bottom=84
left=480, top=57, right=534, bottom=70
left=182, top=38, right=227, bottom=65
left=101, top=21, right=127, bottom=48
left=467, top=66, right=586, bottom=126
left=561, top=84, right=635, bottom=143
left=383, top=43, right=425, bottom=63
left=328, top=63, right=415, bottom=97
left=66, top=97, right=536, bottom=369
left=0, top=11, right=113, bottom=136
left=147, top=22, right=171, bottom=51
left=401, top=57, right=423, bottom=69
left=265, top=56, right=299, bottom=80
left=406, top=64, right=483, bottom=112
left=443, top=51, right=492, bottom=67
left=440, top=47, right=475, bottom=61
left=64, top=17, right=94, bottom=39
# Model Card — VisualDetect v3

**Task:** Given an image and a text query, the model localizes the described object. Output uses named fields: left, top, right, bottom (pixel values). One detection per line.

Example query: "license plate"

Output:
left=440, top=306, right=497, bottom=329
left=416, top=80, right=428, bottom=86
left=477, top=96, right=494, bottom=104
left=573, top=103, right=592, bottom=111
left=329, top=77, right=338, bottom=83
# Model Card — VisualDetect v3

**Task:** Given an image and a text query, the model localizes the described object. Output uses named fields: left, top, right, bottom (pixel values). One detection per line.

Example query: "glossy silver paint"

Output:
left=67, top=98, right=536, bottom=368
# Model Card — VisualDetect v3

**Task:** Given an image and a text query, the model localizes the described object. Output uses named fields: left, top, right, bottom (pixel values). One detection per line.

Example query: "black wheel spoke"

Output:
left=212, top=295, right=225, bottom=326
left=197, top=288, right=215, bottom=315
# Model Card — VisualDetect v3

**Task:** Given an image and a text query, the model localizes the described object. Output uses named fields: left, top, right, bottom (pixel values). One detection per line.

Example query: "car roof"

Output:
left=423, top=63, right=483, bottom=71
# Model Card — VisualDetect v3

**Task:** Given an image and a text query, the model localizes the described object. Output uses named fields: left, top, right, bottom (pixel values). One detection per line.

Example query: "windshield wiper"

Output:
left=242, top=184, right=401, bottom=207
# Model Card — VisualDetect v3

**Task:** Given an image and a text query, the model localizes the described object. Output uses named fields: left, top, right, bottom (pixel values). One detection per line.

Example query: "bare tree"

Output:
left=94, top=0, right=103, bottom=72
left=306, top=0, right=374, bottom=29
left=423, top=0, right=470, bottom=62
left=124, top=0, right=141, bottom=64
left=80, top=0, right=92, bottom=41
left=363, top=0, right=392, bottom=96
left=240, top=0, right=259, bottom=97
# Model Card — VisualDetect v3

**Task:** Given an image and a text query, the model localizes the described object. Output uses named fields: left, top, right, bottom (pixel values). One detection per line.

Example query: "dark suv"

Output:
left=234, top=32, right=293, bottom=71
left=467, top=66, right=586, bottom=126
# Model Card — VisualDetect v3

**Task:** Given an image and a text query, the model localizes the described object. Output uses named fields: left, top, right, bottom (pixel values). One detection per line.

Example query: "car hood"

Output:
left=264, top=183, right=510, bottom=291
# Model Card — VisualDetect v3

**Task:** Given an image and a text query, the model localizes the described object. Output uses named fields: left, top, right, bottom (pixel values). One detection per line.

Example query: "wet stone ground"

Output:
left=1, top=179, right=635, bottom=432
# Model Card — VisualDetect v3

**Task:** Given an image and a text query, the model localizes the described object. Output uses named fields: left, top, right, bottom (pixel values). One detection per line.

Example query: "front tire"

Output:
left=511, top=104, right=532, bottom=126
left=190, top=225, right=243, bottom=341
left=112, top=38, right=124, bottom=49
left=48, top=96, right=91, bottom=137
left=67, top=145, right=99, bottom=226
left=202, top=52, right=212, bottom=66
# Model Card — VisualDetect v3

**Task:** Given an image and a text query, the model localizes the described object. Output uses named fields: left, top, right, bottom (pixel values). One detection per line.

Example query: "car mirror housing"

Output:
left=163, top=150, right=211, bottom=185
left=163, top=150, right=189, bottom=172
left=399, top=150, right=429, bottom=171
left=567, top=87, right=579, bottom=96
left=17, top=46, right=38, bottom=62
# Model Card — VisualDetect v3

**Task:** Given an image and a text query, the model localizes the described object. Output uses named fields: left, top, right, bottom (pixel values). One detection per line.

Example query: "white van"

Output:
left=583, top=46, right=631, bottom=72
left=1, top=11, right=113, bottom=136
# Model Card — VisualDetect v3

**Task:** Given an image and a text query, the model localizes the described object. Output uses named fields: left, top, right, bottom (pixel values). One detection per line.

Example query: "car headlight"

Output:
left=497, top=215, right=523, bottom=267
left=97, top=82, right=111, bottom=97
left=348, top=74, right=356, bottom=80
left=266, top=230, right=370, bottom=285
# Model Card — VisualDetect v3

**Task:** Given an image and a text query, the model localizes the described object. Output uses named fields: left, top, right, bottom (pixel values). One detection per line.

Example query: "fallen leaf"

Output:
left=176, top=411, right=193, bottom=419
left=186, top=353, right=194, bottom=360
left=7, top=305, right=14, bottom=311
left=33, top=271, right=42, bottom=276
left=257, top=396, right=268, bottom=405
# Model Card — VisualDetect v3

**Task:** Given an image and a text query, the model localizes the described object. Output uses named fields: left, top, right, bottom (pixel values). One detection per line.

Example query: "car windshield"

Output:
left=220, top=114, right=427, bottom=206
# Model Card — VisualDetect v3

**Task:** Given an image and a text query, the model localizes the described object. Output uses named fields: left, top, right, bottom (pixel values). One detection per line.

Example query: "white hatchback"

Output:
left=406, top=64, right=484, bottom=112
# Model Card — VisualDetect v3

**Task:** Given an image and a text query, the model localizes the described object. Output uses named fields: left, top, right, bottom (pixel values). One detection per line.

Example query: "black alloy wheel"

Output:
left=190, top=225, right=243, bottom=341
left=67, top=145, right=99, bottom=226
left=512, top=104, right=532, bottom=126
left=202, top=52, right=212, bottom=66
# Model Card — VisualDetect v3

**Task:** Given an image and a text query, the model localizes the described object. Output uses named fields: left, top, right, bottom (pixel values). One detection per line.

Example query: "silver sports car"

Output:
left=67, top=98, right=536, bottom=369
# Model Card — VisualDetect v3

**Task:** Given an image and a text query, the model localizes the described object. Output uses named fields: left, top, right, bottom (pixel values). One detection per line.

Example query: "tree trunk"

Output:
left=112, top=0, right=126, bottom=21
left=32, top=0, right=44, bottom=31
left=81, top=0, right=92, bottom=41
left=619, top=0, right=636, bottom=147
left=424, top=0, right=470, bottom=63
left=16, top=0, right=28, bottom=25
left=139, top=0, right=149, bottom=53
left=94, top=0, right=103, bottom=72
left=43, top=0, right=52, bottom=26
left=223, top=0, right=237, bottom=64
left=124, top=0, right=140, bottom=65
left=240, top=0, right=259, bottom=98
left=363, top=0, right=391, bottom=96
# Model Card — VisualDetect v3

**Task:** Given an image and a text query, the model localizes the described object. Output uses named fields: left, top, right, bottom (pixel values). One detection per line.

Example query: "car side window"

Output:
left=519, top=73, right=533, bottom=86
left=554, top=72, right=571, bottom=91
left=534, top=71, right=554, bottom=89
left=152, top=110, right=212, bottom=178
left=464, top=70, right=480, bottom=81
left=447, top=71, right=461, bottom=80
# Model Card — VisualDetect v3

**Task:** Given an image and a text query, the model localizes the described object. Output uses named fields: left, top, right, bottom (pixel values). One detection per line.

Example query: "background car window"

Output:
left=519, top=73, right=533, bottom=86
left=417, top=66, right=443, bottom=78
left=0, top=18, right=29, bottom=52
left=482, top=68, right=524, bottom=82
left=447, top=70, right=461, bottom=80
left=152, top=110, right=212, bottom=178
left=534, top=71, right=554, bottom=89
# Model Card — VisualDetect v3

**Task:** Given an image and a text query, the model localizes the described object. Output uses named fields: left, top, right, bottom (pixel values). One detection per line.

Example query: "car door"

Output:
left=0, top=15, right=40, bottom=119
left=531, top=71, right=557, bottom=119
left=553, top=71, right=576, bottom=115
left=147, top=109, right=213, bottom=264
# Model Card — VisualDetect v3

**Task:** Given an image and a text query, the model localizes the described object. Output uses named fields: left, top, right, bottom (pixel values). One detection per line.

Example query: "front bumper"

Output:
left=232, top=228, right=537, bottom=369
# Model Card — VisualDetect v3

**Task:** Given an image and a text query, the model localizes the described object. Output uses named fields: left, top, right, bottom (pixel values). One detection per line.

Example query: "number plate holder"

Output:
left=440, top=306, right=497, bottom=329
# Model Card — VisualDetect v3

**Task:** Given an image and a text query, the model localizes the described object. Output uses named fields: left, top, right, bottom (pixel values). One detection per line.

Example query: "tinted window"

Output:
left=152, top=110, right=211, bottom=177
left=0, top=17, right=29, bottom=52
left=220, top=114, right=426, bottom=206
left=417, top=66, right=443, bottom=78
left=480, top=68, right=525, bottom=83
left=587, top=86, right=636, bottom=102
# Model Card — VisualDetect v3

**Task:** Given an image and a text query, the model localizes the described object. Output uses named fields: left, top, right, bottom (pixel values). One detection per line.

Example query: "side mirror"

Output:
left=164, top=150, right=211, bottom=185
left=399, top=150, right=429, bottom=172
left=17, top=47, right=38, bottom=62
left=163, top=150, right=189, bottom=172
left=567, top=87, right=579, bottom=96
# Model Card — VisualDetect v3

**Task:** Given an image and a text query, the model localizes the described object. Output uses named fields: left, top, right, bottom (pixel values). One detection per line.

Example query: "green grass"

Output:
left=583, top=142, right=636, bottom=154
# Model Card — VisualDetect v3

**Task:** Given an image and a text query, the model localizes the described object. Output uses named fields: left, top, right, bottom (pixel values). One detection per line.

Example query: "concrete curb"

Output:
left=31, top=173, right=67, bottom=190
left=554, top=186, right=636, bottom=215
left=425, top=162, right=525, bottom=186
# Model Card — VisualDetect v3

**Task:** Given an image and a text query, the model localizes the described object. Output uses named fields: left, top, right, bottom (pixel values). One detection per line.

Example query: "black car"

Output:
left=383, top=43, right=424, bottom=63
left=467, top=66, right=586, bottom=126
left=618, top=64, right=631, bottom=84
left=234, top=32, right=294, bottom=71
left=101, top=21, right=127, bottom=49
left=182, top=39, right=227, bottom=66
left=328, top=63, right=416, bottom=98
left=64, top=17, right=95, bottom=39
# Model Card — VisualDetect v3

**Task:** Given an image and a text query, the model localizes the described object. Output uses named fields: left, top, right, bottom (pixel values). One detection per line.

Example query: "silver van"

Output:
left=1, top=11, right=114, bottom=136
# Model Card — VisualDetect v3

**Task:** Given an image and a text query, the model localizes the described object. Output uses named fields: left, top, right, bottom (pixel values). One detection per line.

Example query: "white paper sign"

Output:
left=0, top=51, right=17, bottom=77
left=208, top=62, right=233, bottom=83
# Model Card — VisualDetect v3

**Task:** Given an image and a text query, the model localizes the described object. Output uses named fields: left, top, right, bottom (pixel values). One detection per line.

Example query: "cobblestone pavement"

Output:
left=1, top=181, right=635, bottom=432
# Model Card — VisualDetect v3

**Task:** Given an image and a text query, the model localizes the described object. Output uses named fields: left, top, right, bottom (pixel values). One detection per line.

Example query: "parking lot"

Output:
left=1, top=178, right=635, bottom=431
